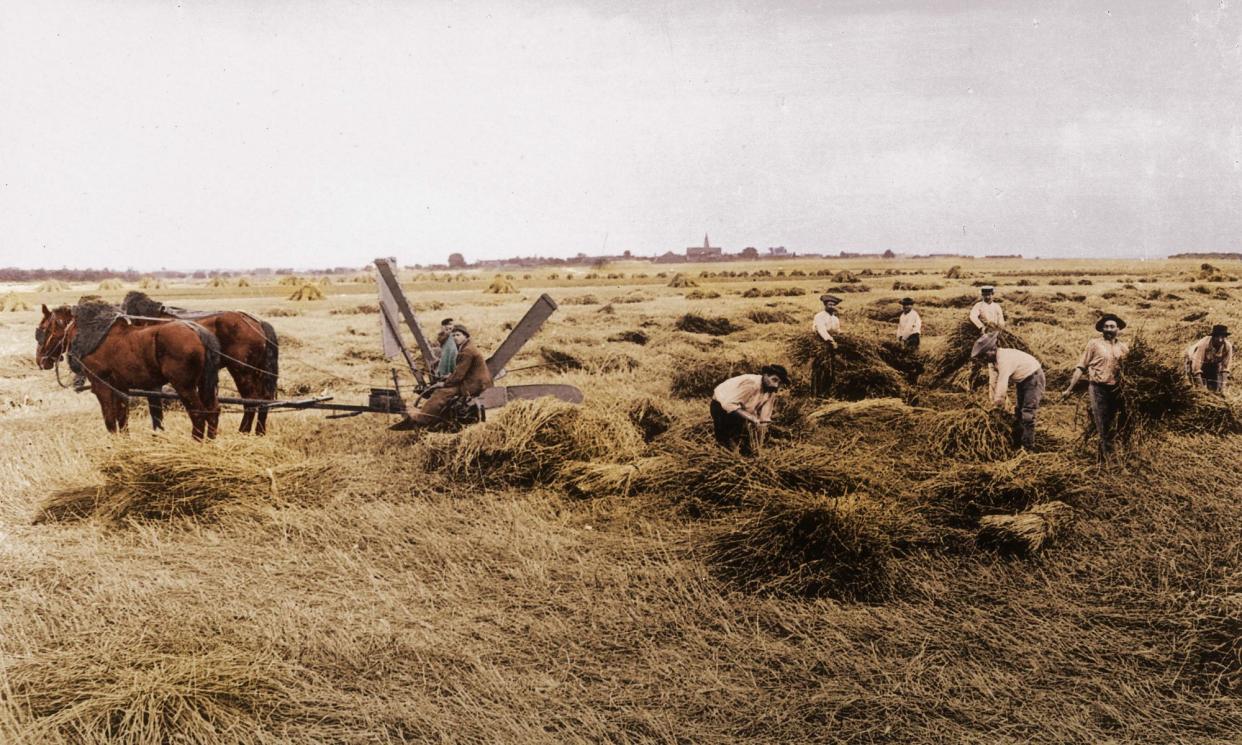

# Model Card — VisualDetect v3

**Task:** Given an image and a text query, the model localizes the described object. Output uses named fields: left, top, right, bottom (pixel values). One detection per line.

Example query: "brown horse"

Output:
left=37, top=303, right=222, bottom=440
left=122, top=292, right=279, bottom=434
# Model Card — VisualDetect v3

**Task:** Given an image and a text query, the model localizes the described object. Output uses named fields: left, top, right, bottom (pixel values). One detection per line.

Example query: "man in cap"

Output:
left=813, top=294, right=842, bottom=348
left=969, top=285, right=1006, bottom=332
left=711, top=364, right=789, bottom=453
left=972, top=332, right=1045, bottom=449
left=1185, top=324, right=1232, bottom=393
left=434, top=317, right=458, bottom=378
left=896, top=297, right=922, bottom=349
left=393, top=323, right=493, bottom=429
left=1062, top=313, right=1128, bottom=458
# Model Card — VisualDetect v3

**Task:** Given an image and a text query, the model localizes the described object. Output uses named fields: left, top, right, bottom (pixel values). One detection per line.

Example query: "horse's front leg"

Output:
left=114, top=394, right=130, bottom=432
left=147, top=396, right=164, bottom=431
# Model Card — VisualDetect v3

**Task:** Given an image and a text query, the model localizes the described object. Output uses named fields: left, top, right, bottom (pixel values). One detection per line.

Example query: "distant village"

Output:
left=441, top=235, right=1013, bottom=272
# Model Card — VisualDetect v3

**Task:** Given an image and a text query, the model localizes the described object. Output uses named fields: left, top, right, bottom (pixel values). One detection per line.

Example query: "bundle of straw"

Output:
left=485, top=277, right=517, bottom=294
left=785, top=332, right=905, bottom=400
left=706, top=490, right=901, bottom=600
left=636, top=441, right=879, bottom=513
left=918, top=404, right=1016, bottom=462
left=419, top=399, right=644, bottom=487
left=4, top=641, right=319, bottom=743
left=747, top=308, right=799, bottom=325
left=667, top=272, right=698, bottom=288
left=976, top=500, right=1073, bottom=555
left=675, top=313, right=742, bottom=336
left=287, top=283, right=325, bottom=301
left=97, top=278, right=124, bottom=290
left=37, top=438, right=338, bottom=522
left=539, top=346, right=584, bottom=372
left=918, top=451, right=1082, bottom=526
left=607, top=330, right=649, bottom=345
left=927, top=320, right=1031, bottom=386
left=627, top=396, right=673, bottom=441
left=2, top=293, right=31, bottom=312
left=669, top=356, right=759, bottom=399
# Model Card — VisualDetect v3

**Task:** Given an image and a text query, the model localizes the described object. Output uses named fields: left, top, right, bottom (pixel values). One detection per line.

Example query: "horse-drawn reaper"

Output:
left=38, top=258, right=581, bottom=434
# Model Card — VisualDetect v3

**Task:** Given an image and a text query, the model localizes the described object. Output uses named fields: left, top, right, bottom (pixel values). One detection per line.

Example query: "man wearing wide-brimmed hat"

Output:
left=972, top=332, right=1045, bottom=449
left=711, top=364, right=789, bottom=453
left=1063, top=313, right=1128, bottom=458
left=812, top=294, right=842, bottom=348
left=393, top=323, right=493, bottom=429
left=969, top=285, right=1005, bottom=332
left=896, top=297, right=922, bottom=349
left=1185, top=324, right=1232, bottom=393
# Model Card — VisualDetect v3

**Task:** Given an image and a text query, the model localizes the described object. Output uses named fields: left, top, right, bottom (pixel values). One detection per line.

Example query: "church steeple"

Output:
left=704, top=233, right=710, bottom=249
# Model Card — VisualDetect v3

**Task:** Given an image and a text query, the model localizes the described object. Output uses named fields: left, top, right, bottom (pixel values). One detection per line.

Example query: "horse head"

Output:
left=36, top=304, right=75, bottom=369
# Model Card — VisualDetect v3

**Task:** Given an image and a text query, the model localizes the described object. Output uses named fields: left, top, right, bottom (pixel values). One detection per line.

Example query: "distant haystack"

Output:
left=236, top=277, right=252, bottom=287
left=97, top=279, right=124, bottom=291
left=288, top=283, right=325, bottom=301
left=317, top=276, right=333, bottom=286
left=945, top=265, right=964, bottom=279
left=138, top=277, right=165, bottom=290
left=2, top=293, right=31, bottom=312
left=207, top=277, right=229, bottom=288
left=35, top=280, right=70, bottom=292
left=278, top=276, right=304, bottom=287
left=667, top=273, right=698, bottom=288
left=486, top=276, right=517, bottom=294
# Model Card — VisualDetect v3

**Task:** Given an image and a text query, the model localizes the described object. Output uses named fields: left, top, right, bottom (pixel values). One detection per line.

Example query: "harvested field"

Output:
left=5, top=256, right=1242, bottom=743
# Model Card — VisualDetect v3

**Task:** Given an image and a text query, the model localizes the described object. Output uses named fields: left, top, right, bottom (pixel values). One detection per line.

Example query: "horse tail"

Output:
left=259, top=320, right=279, bottom=400
left=194, top=324, right=221, bottom=409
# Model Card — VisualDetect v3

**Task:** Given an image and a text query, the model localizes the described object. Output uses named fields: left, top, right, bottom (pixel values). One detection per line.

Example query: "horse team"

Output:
left=34, top=292, right=279, bottom=440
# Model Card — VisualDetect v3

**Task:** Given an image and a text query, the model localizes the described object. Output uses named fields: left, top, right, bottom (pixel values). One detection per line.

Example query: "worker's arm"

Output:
left=991, top=364, right=1011, bottom=407
left=912, top=312, right=922, bottom=335
left=1061, top=345, right=1092, bottom=397
left=969, top=304, right=984, bottom=330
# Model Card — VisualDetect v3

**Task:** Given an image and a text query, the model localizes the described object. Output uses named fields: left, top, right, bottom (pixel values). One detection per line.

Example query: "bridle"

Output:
left=37, top=316, right=74, bottom=368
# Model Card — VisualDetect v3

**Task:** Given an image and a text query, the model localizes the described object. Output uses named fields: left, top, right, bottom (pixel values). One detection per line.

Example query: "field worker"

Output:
left=1062, top=313, right=1128, bottom=458
left=813, top=295, right=842, bottom=348
left=969, top=285, right=1006, bottom=332
left=896, top=297, right=922, bottom=349
left=434, top=317, right=458, bottom=378
left=711, top=364, right=789, bottom=453
left=972, top=332, right=1045, bottom=449
left=394, top=323, right=493, bottom=429
left=1185, top=325, right=1232, bottom=393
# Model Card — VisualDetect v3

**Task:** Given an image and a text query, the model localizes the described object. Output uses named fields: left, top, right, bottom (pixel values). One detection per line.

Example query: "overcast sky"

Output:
left=1, top=1, right=1239, bottom=270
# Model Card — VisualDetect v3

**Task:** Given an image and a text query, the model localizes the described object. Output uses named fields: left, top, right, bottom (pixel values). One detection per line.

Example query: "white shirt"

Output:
left=896, top=309, right=922, bottom=339
left=990, top=348, right=1042, bottom=405
left=712, top=374, right=776, bottom=423
left=813, top=310, right=841, bottom=341
left=1186, top=336, right=1233, bottom=374
left=969, top=300, right=1005, bottom=330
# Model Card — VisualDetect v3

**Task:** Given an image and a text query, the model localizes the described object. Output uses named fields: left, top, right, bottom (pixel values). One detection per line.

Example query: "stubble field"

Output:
left=2, top=257, right=1241, bottom=743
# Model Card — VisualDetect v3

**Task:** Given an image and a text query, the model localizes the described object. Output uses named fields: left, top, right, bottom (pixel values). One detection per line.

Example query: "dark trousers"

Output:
left=1013, top=369, right=1045, bottom=449
left=710, top=399, right=750, bottom=451
left=1202, top=362, right=1223, bottom=392
left=903, top=332, right=921, bottom=350
left=1089, top=382, right=1122, bottom=457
